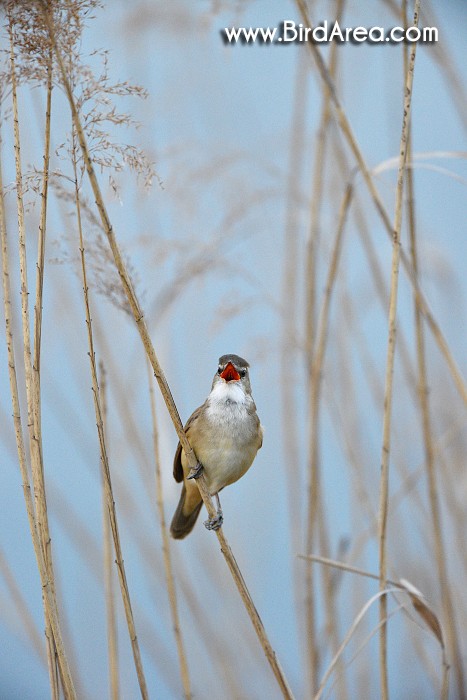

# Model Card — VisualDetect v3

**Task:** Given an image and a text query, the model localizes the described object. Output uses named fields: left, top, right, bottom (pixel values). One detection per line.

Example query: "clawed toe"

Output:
left=204, top=511, right=223, bottom=531
left=187, top=462, right=203, bottom=480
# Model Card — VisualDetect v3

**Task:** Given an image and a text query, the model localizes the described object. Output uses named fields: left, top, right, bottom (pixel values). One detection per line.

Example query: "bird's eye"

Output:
left=240, top=369, right=246, bottom=377
left=217, top=367, right=222, bottom=374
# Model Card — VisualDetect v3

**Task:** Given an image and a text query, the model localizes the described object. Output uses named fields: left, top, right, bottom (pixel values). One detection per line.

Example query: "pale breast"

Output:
left=191, top=389, right=261, bottom=494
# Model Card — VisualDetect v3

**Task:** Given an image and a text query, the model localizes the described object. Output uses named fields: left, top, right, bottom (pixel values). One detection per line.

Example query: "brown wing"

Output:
left=173, top=404, right=205, bottom=482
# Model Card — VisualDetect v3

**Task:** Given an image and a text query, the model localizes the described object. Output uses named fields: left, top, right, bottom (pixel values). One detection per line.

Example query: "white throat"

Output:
left=208, top=380, right=247, bottom=408
left=206, top=381, right=249, bottom=425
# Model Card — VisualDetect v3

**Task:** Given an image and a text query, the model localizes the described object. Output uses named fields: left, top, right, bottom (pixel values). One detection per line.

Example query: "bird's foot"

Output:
left=204, top=510, right=223, bottom=531
left=187, top=462, right=203, bottom=480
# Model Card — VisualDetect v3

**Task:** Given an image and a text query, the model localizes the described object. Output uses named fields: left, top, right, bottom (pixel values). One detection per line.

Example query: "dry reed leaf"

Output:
left=398, top=578, right=445, bottom=649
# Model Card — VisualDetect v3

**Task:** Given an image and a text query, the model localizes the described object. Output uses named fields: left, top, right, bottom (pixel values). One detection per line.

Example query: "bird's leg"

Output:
left=187, top=461, right=204, bottom=480
left=204, top=492, right=223, bottom=531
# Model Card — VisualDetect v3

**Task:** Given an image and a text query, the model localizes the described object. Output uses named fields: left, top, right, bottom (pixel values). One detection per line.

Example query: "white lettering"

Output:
left=391, top=27, right=405, bottom=42
left=259, top=26, right=276, bottom=42
left=406, top=26, right=421, bottom=42
left=313, top=21, right=328, bottom=43
left=369, top=26, right=384, bottom=42
left=423, top=26, right=438, bottom=42
left=223, top=27, right=242, bottom=43
left=241, top=27, right=260, bottom=42
left=329, top=21, right=344, bottom=42
left=282, top=20, right=298, bottom=42
left=222, top=22, right=439, bottom=46
left=352, top=27, right=368, bottom=42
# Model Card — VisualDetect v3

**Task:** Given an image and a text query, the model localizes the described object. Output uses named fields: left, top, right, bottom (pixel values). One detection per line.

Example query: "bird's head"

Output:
left=212, top=354, right=252, bottom=394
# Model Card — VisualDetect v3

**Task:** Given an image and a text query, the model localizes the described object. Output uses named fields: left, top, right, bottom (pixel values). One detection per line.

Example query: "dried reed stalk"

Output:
left=378, top=4, right=420, bottom=697
left=32, top=47, right=51, bottom=448
left=147, top=360, right=192, bottom=700
left=8, top=17, right=75, bottom=698
left=295, top=0, right=467, bottom=410
left=9, top=21, right=47, bottom=573
left=402, top=4, right=464, bottom=697
left=32, top=42, right=58, bottom=700
left=71, top=130, right=149, bottom=700
left=1, top=149, right=61, bottom=697
left=99, top=363, right=120, bottom=700
left=43, top=7, right=295, bottom=698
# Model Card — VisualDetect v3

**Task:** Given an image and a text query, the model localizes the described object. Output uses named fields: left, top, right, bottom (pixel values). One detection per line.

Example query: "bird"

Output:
left=170, top=354, right=263, bottom=539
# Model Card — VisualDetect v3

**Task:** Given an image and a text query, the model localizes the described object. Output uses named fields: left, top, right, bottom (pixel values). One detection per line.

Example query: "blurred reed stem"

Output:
left=305, top=181, right=352, bottom=697
left=280, top=46, right=307, bottom=689
left=0, top=545, right=46, bottom=666
left=147, top=359, right=192, bottom=700
left=310, top=183, right=352, bottom=690
left=305, top=0, right=344, bottom=360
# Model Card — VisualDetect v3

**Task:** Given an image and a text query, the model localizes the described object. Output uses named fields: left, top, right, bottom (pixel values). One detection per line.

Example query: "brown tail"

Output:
left=170, top=484, right=203, bottom=539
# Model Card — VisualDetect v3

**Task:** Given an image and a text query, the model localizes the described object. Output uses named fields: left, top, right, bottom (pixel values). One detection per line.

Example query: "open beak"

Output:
left=220, top=362, right=241, bottom=382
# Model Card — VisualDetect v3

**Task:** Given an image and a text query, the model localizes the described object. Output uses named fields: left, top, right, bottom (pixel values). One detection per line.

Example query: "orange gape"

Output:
left=220, top=362, right=240, bottom=382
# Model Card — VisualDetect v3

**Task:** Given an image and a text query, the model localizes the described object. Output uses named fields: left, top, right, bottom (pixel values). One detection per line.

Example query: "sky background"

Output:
left=0, top=1, right=466, bottom=698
